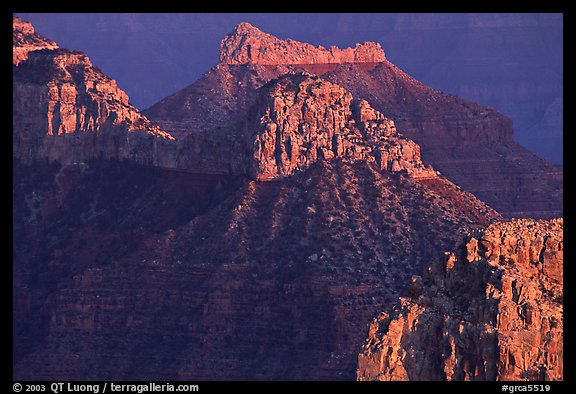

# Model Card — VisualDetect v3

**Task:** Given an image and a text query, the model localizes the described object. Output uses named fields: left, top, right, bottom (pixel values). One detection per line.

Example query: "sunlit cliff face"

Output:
left=13, top=16, right=563, bottom=381
left=358, top=218, right=563, bottom=381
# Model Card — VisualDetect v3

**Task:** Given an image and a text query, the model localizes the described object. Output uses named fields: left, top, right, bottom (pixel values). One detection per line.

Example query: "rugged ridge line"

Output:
left=14, top=157, right=502, bottom=380
left=145, top=72, right=437, bottom=180
left=357, top=218, right=563, bottom=381
left=13, top=17, right=437, bottom=184
left=245, top=73, right=436, bottom=180
left=14, top=17, right=562, bottom=218
left=321, top=62, right=563, bottom=219
left=170, top=22, right=561, bottom=219
left=220, top=22, right=386, bottom=65
left=14, top=18, right=519, bottom=381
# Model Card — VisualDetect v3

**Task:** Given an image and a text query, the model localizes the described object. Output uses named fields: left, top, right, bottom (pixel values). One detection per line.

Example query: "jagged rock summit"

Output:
left=220, top=22, right=386, bottom=65
left=13, top=16, right=58, bottom=65
left=14, top=17, right=562, bottom=218
left=357, top=218, right=563, bottom=381
left=13, top=17, right=437, bottom=185
left=144, top=71, right=436, bottom=180
left=148, top=21, right=562, bottom=219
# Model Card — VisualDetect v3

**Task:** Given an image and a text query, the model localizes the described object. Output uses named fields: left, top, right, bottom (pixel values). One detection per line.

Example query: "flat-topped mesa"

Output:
left=13, top=17, right=59, bottom=65
left=220, top=22, right=386, bottom=65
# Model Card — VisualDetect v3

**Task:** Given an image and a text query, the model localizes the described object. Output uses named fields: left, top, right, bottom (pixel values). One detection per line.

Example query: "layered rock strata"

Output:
left=322, top=62, right=563, bottom=219
left=148, top=22, right=562, bottom=218
left=13, top=18, right=521, bottom=381
left=13, top=18, right=434, bottom=184
left=220, top=22, right=386, bottom=65
left=13, top=18, right=175, bottom=168
left=245, top=73, right=435, bottom=180
left=357, top=218, right=563, bottom=381
left=149, top=73, right=436, bottom=180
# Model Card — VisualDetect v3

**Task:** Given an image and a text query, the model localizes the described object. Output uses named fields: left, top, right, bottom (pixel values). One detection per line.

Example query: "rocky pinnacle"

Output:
left=220, top=22, right=386, bottom=65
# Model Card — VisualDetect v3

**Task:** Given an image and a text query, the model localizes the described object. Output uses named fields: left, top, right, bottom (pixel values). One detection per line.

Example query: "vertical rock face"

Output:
left=220, top=22, right=386, bottom=65
left=146, top=70, right=436, bottom=180
left=13, top=17, right=59, bottom=65
left=13, top=18, right=561, bottom=381
left=13, top=18, right=175, bottom=168
left=14, top=18, right=432, bottom=183
left=357, top=218, right=563, bottom=381
left=246, top=73, right=435, bottom=180
left=148, top=22, right=562, bottom=219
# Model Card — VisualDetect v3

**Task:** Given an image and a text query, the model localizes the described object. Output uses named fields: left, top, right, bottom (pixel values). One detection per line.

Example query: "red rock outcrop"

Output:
left=147, top=22, right=562, bottom=218
left=14, top=18, right=434, bottom=184
left=145, top=69, right=439, bottom=180
left=13, top=17, right=58, bottom=65
left=245, top=73, right=435, bottom=180
left=357, top=218, right=563, bottom=381
left=13, top=18, right=175, bottom=168
left=220, top=22, right=386, bottom=65
left=14, top=18, right=514, bottom=381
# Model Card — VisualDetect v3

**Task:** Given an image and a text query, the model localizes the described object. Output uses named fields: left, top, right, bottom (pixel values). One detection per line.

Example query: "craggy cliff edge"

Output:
left=357, top=218, right=563, bottom=381
left=15, top=18, right=561, bottom=218
left=245, top=73, right=435, bottom=180
left=13, top=17, right=58, bottom=65
left=13, top=18, right=434, bottom=183
left=13, top=16, right=176, bottom=168
left=148, top=22, right=562, bottom=218
left=220, top=22, right=386, bottom=65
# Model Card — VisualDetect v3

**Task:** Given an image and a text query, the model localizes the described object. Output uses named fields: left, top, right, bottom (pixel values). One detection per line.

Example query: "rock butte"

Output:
left=220, top=22, right=387, bottom=65
left=13, top=17, right=562, bottom=381
left=14, top=19, right=562, bottom=219
left=13, top=21, right=176, bottom=168
left=149, top=22, right=562, bottom=219
left=13, top=19, right=436, bottom=184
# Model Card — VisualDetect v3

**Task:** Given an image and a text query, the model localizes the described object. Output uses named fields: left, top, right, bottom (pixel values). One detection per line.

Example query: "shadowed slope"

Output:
left=13, top=158, right=500, bottom=380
